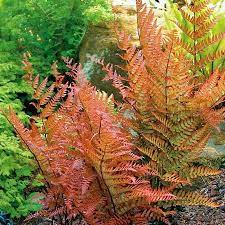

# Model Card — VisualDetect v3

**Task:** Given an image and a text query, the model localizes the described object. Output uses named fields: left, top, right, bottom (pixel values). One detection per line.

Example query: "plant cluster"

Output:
left=3, top=0, right=225, bottom=224
left=6, top=55, right=177, bottom=224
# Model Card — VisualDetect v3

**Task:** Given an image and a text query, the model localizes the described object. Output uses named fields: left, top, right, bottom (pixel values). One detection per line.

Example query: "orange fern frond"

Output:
left=189, top=166, right=221, bottom=179
left=33, top=77, right=48, bottom=99
left=173, top=190, right=222, bottom=207
left=5, top=1, right=225, bottom=224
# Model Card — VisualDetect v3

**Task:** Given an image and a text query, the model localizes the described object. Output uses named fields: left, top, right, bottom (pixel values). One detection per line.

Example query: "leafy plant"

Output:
left=5, top=56, right=178, bottom=225
left=0, top=130, right=41, bottom=218
left=1, top=0, right=112, bottom=76
left=0, top=35, right=36, bottom=216
left=101, top=0, right=224, bottom=206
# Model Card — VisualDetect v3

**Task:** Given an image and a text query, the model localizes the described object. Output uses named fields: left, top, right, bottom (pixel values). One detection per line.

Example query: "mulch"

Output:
left=171, top=169, right=225, bottom=225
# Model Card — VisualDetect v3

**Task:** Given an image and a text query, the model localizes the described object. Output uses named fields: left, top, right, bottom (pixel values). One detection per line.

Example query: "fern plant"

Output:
left=101, top=0, right=224, bottom=207
left=0, top=34, right=38, bottom=217
left=4, top=55, right=179, bottom=224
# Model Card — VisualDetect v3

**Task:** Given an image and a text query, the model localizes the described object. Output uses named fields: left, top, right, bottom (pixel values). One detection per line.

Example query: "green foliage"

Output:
left=0, top=0, right=112, bottom=218
left=0, top=130, right=41, bottom=218
left=0, top=24, right=35, bottom=215
left=1, top=0, right=112, bottom=75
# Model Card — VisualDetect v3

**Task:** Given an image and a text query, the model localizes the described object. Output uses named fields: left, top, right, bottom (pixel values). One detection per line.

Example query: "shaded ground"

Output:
left=171, top=169, right=225, bottom=225
left=16, top=157, right=225, bottom=225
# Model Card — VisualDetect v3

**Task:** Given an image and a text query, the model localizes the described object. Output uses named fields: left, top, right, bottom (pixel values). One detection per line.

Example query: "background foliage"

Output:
left=164, top=0, right=225, bottom=75
left=0, top=0, right=112, bottom=218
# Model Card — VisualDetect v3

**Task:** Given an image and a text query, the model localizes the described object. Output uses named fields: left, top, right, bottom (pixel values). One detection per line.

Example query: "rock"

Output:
left=220, top=205, right=225, bottom=212
left=200, top=146, right=224, bottom=160
left=219, top=189, right=225, bottom=195
left=79, top=2, right=138, bottom=100
left=79, top=0, right=170, bottom=99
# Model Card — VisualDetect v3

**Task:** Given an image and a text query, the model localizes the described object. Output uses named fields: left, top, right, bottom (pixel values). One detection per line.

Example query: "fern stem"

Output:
left=98, top=117, right=117, bottom=214
left=41, top=118, right=59, bottom=181
left=6, top=116, right=51, bottom=189
left=76, top=94, right=117, bottom=214
left=165, top=36, right=174, bottom=113
left=193, top=6, right=197, bottom=74
left=70, top=116, right=110, bottom=222
left=100, top=149, right=117, bottom=215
